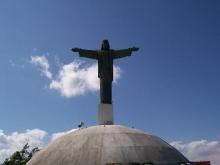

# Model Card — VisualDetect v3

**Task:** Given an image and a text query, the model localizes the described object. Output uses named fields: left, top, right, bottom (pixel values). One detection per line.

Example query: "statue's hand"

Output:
left=72, top=48, right=81, bottom=52
left=129, top=47, right=139, bottom=52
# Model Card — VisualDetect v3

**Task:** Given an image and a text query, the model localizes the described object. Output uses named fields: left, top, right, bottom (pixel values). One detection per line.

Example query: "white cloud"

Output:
left=50, top=62, right=121, bottom=97
left=49, top=62, right=99, bottom=97
left=0, top=128, right=78, bottom=163
left=30, top=56, right=52, bottom=79
left=0, top=129, right=47, bottom=163
left=51, top=128, right=77, bottom=141
left=31, top=56, right=121, bottom=98
left=171, top=140, right=220, bottom=165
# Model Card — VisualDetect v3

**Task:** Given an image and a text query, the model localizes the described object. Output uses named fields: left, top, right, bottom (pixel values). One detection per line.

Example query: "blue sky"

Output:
left=0, top=0, right=220, bottom=163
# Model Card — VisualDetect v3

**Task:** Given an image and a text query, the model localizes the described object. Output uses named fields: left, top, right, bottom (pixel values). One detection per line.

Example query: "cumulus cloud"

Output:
left=171, top=140, right=220, bottom=165
left=0, top=129, right=47, bottom=163
left=0, top=128, right=78, bottom=162
left=50, top=62, right=121, bottom=97
left=30, top=56, right=52, bottom=79
left=51, top=128, right=77, bottom=141
left=31, top=56, right=121, bottom=98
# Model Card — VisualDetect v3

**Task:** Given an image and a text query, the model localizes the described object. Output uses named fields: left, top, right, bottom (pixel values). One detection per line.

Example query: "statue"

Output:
left=72, top=40, right=139, bottom=104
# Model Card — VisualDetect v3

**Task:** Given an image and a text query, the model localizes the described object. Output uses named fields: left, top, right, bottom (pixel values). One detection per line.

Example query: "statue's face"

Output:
left=101, top=40, right=110, bottom=50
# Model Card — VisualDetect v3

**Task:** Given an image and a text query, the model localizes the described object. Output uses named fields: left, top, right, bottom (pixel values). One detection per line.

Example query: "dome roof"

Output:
left=27, top=125, right=189, bottom=165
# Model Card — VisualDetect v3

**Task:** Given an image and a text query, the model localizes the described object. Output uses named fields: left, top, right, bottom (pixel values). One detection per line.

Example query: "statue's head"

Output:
left=101, top=40, right=110, bottom=51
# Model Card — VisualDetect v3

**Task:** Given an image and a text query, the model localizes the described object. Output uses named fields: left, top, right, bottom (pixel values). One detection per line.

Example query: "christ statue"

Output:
left=72, top=40, right=139, bottom=104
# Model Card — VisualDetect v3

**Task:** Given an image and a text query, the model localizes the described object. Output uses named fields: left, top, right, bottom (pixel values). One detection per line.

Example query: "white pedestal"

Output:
left=98, top=104, right=113, bottom=125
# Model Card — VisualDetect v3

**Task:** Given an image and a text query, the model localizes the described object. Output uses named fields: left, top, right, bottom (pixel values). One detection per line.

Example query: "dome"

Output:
left=27, top=125, right=189, bottom=165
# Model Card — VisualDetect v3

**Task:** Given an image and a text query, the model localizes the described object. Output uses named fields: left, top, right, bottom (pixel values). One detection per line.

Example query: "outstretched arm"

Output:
left=72, top=48, right=98, bottom=59
left=113, top=47, right=139, bottom=59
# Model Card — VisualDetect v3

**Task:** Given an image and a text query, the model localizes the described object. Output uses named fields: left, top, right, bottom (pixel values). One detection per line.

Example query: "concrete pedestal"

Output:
left=98, top=104, right=113, bottom=125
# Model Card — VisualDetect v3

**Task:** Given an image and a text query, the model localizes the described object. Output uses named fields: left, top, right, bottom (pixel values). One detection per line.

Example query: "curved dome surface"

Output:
left=27, top=125, right=189, bottom=165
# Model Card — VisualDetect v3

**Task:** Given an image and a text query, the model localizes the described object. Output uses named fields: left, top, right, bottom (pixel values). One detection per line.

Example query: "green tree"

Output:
left=2, top=143, right=40, bottom=165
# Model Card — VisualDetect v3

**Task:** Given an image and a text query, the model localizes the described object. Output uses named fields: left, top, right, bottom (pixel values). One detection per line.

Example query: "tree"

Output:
left=2, top=143, right=40, bottom=165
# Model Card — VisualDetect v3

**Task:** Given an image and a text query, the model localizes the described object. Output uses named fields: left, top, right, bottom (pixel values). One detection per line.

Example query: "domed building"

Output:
left=27, top=125, right=189, bottom=165
left=28, top=41, right=191, bottom=165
